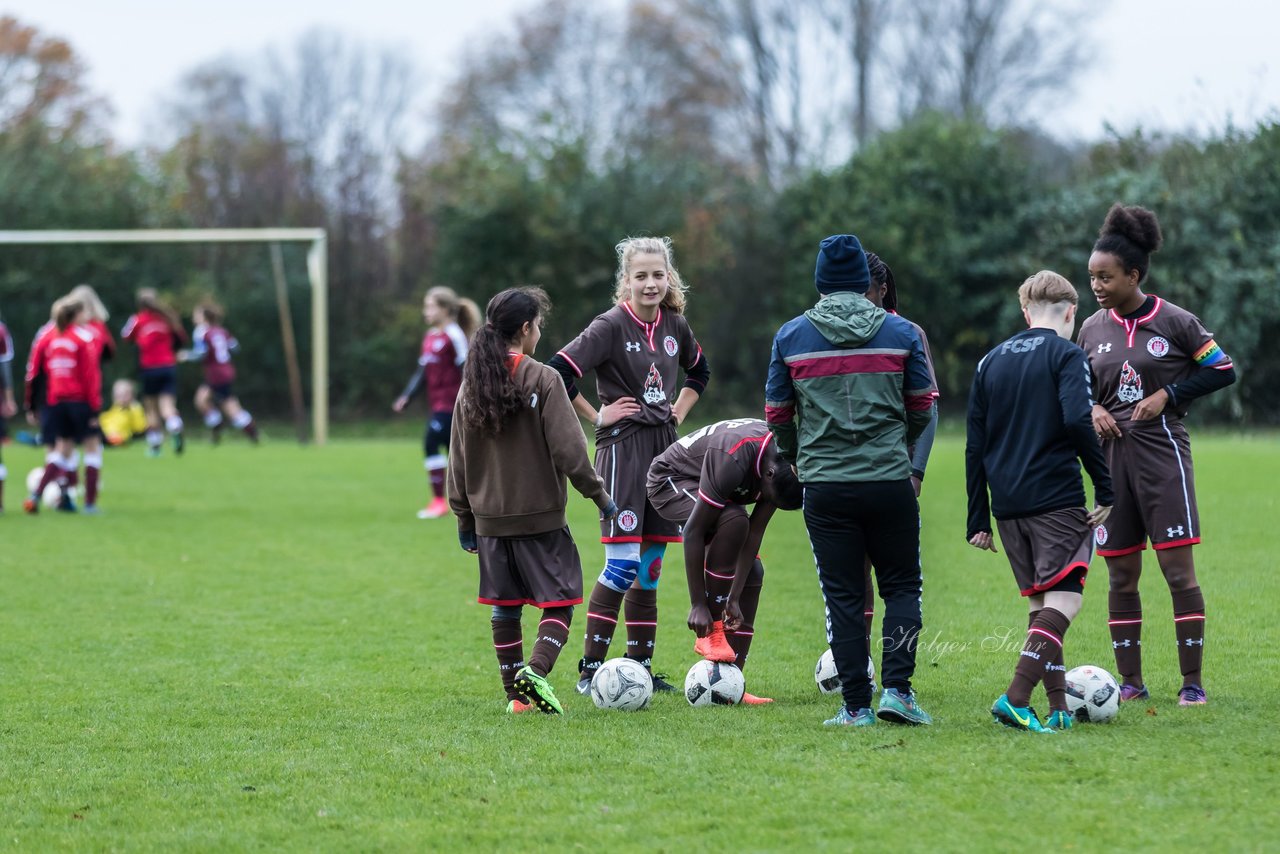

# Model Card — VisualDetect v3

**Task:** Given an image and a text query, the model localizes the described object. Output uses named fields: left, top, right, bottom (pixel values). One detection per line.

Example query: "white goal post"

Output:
left=0, top=228, right=329, bottom=445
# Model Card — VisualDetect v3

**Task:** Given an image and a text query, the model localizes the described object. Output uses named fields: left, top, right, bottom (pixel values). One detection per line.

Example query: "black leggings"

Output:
left=804, top=479, right=923, bottom=711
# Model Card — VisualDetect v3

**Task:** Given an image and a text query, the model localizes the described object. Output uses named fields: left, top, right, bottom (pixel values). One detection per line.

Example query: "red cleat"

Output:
left=741, top=692, right=773, bottom=705
left=693, top=620, right=737, bottom=662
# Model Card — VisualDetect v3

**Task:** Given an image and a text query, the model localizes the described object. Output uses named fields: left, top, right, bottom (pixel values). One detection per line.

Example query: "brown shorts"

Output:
left=646, top=472, right=697, bottom=526
left=477, top=527, right=584, bottom=607
left=997, top=507, right=1093, bottom=597
left=597, top=423, right=682, bottom=544
left=1095, top=417, right=1200, bottom=556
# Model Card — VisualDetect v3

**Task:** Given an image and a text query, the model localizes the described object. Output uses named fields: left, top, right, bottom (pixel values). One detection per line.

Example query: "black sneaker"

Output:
left=173, top=431, right=185, bottom=455
left=650, top=671, right=677, bottom=692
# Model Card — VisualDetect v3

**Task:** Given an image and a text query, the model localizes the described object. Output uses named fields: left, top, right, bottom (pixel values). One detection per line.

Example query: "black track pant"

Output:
left=803, top=479, right=923, bottom=711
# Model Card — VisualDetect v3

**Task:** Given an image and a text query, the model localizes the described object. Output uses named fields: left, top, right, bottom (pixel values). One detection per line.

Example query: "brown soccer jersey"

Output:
left=556, top=304, right=703, bottom=448
left=648, top=418, right=772, bottom=509
left=1077, top=297, right=1230, bottom=424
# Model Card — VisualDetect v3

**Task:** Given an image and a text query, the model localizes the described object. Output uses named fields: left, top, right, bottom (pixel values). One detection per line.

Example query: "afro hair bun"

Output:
left=1099, top=203, right=1163, bottom=255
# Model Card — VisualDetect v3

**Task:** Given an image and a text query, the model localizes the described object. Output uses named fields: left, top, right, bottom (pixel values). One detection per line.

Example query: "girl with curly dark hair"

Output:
left=1078, top=203, right=1237, bottom=707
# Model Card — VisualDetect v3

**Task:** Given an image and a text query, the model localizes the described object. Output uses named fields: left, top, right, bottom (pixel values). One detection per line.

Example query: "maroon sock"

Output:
left=242, top=420, right=259, bottom=441
left=704, top=566, right=734, bottom=620
left=623, top=586, right=658, bottom=669
left=581, top=581, right=623, bottom=676
left=36, top=462, right=61, bottom=496
left=729, top=577, right=763, bottom=670
left=1172, top=586, right=1205, bottom=687
left=1108, top=590, right=1144, bottom=687
left=528, top=606, right=573, bottom=677
left=1006, top=608, right=1071, bottom=708
left=429, top=467, right=446, bottom=500
left=1027, top=609, right=1066, bottom=710
left=491, top=618, right=524, bottom=702
left=85, top=465, right=100, bottom=507
left=65, top=467, right=79, bottom=490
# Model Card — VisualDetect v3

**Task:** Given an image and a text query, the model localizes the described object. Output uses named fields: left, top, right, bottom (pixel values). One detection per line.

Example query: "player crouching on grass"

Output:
left=448, top=287, right=617, bottom=715
left=965, top=271, right=1114, bottom=733
left=646, top=418, right=804, bottom=704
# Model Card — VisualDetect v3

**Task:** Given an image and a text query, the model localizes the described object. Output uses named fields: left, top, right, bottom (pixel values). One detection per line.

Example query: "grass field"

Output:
left=2, top=430, right=1278, bottom=851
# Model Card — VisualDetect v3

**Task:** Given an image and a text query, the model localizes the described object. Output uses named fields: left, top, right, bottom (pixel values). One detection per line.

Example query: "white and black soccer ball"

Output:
left=590, top=658, right=653, bottom=711
left=815, top=649, right=842, bottom=694
left=815, top=649, right=875, bottom=695
left=1065, top=664, right=1121, bottom=723
left=685, top=660, right=745, bottom=706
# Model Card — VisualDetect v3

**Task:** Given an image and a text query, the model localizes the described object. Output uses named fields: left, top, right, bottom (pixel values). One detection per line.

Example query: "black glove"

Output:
left=600, top=500, right=618, bottom=521
left=459, top=529, right=477, bottom=552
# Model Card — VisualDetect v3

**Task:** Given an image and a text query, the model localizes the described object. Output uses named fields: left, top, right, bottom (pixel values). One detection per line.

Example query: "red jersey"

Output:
left=122, top=309, right=187, bottom=369
left=418, top=322, right=468, bottom=413
left=192, top=323, right=238, bottom=386
left=86, top=318, right=116, bottom=364
left=25, top=325, right=102, bottom=411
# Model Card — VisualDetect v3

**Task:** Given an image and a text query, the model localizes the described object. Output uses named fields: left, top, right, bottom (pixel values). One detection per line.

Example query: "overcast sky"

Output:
left=7, top=0, right=1278, bottom=146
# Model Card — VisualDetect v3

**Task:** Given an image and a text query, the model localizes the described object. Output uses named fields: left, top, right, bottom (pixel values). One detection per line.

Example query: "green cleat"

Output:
left=991, top=694, right=1054, bottom=733
left=824, top=706, right=876, bottom=727
left=877, top=687, right=933, bottom=726
left=514, top=666, right=564, bottom=715
left=1045, top=709, right=1073, bottom=730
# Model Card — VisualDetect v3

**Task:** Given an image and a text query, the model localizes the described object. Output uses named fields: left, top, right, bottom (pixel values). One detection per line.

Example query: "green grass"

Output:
left=2, top=432, right=1277, bottom=850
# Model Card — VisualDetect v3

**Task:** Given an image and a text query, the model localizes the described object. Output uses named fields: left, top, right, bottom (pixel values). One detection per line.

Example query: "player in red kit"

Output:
left=182, top=302, right=259, bottom=444
left=393, top=286, right=479, bottom=519
left=23, top=298, right=102, bottom=514
left=121, top=288, right=188, bottom=456
left=67, top=285, right=115, bottom=512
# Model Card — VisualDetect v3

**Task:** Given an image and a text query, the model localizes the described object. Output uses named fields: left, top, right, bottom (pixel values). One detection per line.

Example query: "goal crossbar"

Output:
left=0, top=228, right=329, bottom=445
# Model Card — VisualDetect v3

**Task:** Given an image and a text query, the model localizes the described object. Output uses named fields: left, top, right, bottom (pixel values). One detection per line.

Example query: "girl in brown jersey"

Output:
left=1078, top=204, right=1236, bottom=707
left=450, top=287, right=616, bottom=714
left=548, top=237, right=710, bottom=695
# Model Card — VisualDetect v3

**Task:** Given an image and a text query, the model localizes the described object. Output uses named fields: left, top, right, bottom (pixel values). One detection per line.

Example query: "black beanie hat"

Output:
left=814, top=234, right=871, bottom=294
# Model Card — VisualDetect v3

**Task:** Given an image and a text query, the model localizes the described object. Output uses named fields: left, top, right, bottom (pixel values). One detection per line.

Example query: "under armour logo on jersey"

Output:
left=1184, top=638, right=1204, bottom=647
left=1098, top=343, right=1113, bottom=353
left=1167, top=525, right=1185, bottom=538
left=625, top=342, right=641, bottom=352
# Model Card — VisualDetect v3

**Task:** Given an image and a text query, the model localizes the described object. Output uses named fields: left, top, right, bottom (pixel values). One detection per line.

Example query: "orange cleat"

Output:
left=693, top=620, right=737, bottom=662
left=417, top=496, right=450, bottom=519
left=741, top=692, right=774, bottom=705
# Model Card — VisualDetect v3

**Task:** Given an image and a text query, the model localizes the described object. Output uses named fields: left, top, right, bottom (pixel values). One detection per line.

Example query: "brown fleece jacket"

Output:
left=448, top=354, right=610, bottom=537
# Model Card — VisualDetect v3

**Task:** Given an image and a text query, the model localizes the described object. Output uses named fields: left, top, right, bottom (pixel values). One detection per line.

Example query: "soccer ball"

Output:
left=815, top=649, right=841, bottom=694
left=1065, top=665, right=1121, bottom=723
left=590, top=658, right=653, bottom=711
left=814, top=649, right=875, bottom=695
left=26, top=467, right=65, bottom=509
left=684, top=660, right=745, bottom=706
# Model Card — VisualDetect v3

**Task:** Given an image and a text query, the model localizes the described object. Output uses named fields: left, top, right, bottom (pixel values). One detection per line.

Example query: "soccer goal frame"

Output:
left=0, top=228, right=330, bottom=444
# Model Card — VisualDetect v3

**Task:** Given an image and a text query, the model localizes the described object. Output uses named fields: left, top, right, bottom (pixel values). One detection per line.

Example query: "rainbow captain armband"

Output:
left=1194, top=340, right=1232, bottom=370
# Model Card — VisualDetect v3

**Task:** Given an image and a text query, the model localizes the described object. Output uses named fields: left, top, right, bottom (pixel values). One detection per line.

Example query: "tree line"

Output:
left=1, top=4, right=1276, bottom=425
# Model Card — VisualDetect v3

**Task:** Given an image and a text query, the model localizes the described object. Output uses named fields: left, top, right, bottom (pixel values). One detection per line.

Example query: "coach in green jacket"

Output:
left=764, top=234, right=936, bottom=728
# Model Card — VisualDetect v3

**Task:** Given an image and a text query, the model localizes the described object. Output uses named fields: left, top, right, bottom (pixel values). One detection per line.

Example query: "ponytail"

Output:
left=459, top=287, right=551, bottom=435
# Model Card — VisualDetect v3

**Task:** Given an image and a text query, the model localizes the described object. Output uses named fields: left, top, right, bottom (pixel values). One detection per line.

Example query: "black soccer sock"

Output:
left=1172, top=586, right=1206, bottom=687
